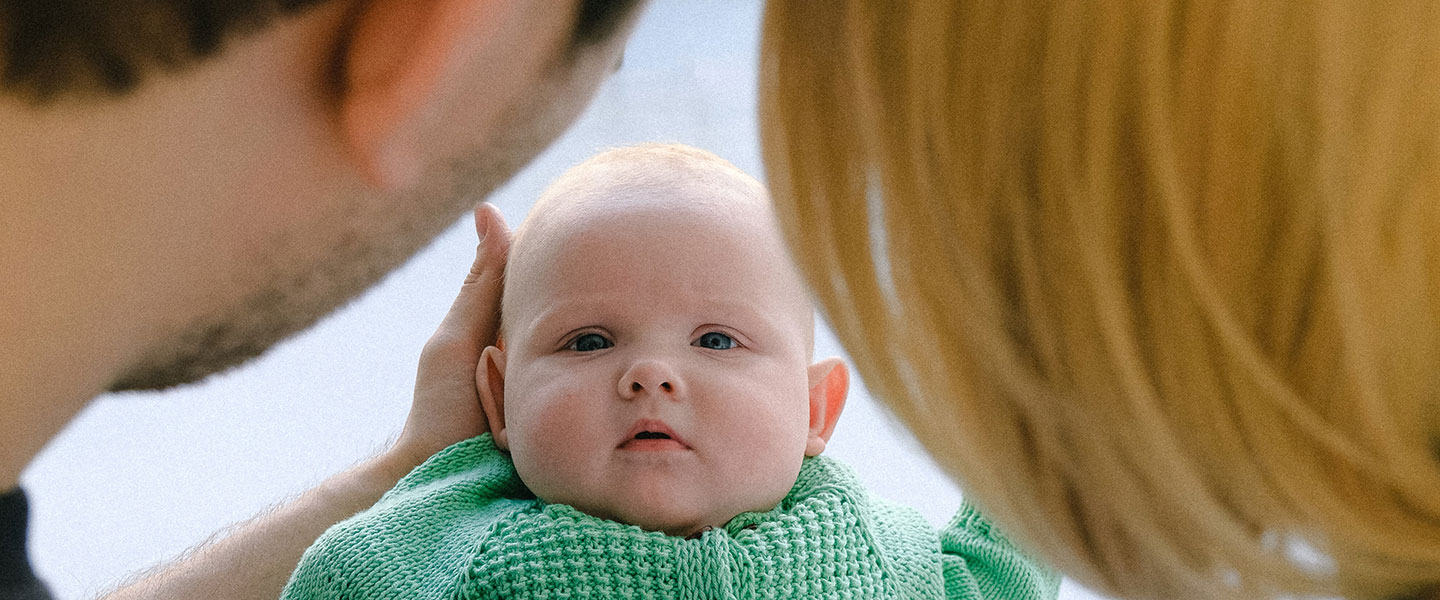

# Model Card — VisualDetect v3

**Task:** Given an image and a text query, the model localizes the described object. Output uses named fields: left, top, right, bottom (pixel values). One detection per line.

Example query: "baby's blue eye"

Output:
left=567, top=333, right=613, bottom=352
left=693, top=332, right=737, bottom=350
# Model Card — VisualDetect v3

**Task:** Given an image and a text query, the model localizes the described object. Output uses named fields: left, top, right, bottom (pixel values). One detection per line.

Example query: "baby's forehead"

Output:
left=511, top=183, right=785, bottom=297
left=501, top=144, right=815, bottom=351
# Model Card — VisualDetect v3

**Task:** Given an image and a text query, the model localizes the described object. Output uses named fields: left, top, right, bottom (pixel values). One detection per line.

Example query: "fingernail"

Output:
left=477, top=204, right=491, bottom=242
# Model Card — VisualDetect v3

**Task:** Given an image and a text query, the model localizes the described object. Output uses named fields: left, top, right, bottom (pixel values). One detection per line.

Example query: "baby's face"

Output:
left=484, top=185, right=831, bottom=537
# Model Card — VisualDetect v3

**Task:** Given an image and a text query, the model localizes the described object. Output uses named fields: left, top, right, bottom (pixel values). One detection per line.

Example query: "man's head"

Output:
left=0, top=0, right=649, bottom=396
left=476, top=144, right=849, bottom=537
left=0, top=0, right=639, bottom=103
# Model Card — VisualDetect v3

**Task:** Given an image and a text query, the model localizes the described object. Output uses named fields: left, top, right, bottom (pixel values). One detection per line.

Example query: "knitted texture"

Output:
left=282, top=435, right=1058, bottom=600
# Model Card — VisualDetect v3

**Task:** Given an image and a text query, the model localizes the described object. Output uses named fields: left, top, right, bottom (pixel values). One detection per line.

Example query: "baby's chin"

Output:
left=521, top=463, right=800, bottom=538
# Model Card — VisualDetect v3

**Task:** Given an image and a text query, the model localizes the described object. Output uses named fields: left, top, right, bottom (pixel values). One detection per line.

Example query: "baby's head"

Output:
left=476, top=143, right=849, bottom=538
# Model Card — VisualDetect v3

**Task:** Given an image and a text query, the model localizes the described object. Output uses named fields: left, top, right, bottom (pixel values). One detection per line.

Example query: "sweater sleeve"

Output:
left=281, top=434, right=530, bottom=600
left=940, top=500, right=1060, bottom=600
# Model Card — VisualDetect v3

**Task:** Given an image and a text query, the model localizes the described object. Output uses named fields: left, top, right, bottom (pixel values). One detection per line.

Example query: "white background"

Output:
left=22, top=3, right=1109, bottom=599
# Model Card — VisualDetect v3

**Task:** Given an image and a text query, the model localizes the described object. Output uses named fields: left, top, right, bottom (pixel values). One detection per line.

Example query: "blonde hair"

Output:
left=760, top=2, right=1440, bottom=599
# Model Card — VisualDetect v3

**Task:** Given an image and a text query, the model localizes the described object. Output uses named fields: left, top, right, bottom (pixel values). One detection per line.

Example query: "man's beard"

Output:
left=108, top=77, right=582, bottom=392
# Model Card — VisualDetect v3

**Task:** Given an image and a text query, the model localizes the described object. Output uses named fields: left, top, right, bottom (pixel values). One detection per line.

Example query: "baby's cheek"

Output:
left=728, top=441, right=806, bottom=514
left=507, top=391, right=598, bottom=501
left=722, top=407, right=809, bottom=508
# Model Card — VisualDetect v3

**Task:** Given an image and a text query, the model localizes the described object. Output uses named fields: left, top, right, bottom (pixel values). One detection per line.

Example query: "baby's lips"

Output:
left=618, top=418, right=691, bottom=448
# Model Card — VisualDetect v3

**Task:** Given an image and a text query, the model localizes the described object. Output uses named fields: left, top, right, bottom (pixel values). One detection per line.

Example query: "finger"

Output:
left=434, top=202, right=512, bottom=346
left=464, top=202, right=512, bottom=285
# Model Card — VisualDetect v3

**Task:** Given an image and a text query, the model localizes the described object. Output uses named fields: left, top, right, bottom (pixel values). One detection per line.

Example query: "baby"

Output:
left=282, top=144, right=1057, bottom=600
left=477, top=142, right=841, bottom=540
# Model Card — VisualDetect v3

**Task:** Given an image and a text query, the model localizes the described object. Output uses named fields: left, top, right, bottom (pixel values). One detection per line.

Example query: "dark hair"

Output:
left=0, top=0, right=642, bottom=104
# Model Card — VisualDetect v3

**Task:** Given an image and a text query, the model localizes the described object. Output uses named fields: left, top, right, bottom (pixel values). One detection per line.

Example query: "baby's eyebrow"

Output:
left=520, top=298, right=794, bottom=342
left=514, top=299, right=622, bottom=342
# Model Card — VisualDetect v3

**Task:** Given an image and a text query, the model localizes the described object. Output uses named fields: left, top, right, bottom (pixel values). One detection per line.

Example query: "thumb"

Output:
left=397, top=203, right=511, bottom=463
left=434, top=202, right=511, bottom=345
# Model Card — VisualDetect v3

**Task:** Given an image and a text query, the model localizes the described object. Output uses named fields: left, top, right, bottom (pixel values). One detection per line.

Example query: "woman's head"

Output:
left=761, top=2, right=1440, bottom=599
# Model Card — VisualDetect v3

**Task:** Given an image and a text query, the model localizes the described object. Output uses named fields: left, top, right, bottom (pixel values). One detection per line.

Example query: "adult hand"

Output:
left=390, top=202, right=510, bottom=469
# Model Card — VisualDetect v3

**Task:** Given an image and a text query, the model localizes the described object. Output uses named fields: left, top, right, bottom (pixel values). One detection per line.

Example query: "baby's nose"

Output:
left=619, top=359, right=680, bottom=399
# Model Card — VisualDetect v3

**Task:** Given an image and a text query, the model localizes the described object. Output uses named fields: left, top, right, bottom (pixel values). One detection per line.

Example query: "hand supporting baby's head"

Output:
left=476, top=143, right=849, bottom=538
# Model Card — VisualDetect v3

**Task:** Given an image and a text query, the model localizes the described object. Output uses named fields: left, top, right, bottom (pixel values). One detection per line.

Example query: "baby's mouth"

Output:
left=619, top=420, right=691, bottom=451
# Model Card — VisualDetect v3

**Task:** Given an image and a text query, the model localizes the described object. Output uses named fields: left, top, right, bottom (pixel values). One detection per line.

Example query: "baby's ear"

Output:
left=804, top=357, right=849, bottom=456
left=476, top=345, right=509, bottom=449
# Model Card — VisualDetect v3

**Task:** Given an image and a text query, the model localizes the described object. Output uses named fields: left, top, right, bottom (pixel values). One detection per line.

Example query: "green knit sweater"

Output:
left=282, top=434, right=1057, bottom=600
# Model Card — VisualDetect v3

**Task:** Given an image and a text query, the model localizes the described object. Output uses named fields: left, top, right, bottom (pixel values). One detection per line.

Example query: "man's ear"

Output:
left=476, top=345, right=509, bottom=449
left=804, top=357, right=849, bottom=456
left=338, top=0, right=544, bottom=190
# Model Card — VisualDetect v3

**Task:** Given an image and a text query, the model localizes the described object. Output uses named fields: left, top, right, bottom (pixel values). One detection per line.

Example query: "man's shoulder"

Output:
left=1, top=488, right=54, bottom=600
